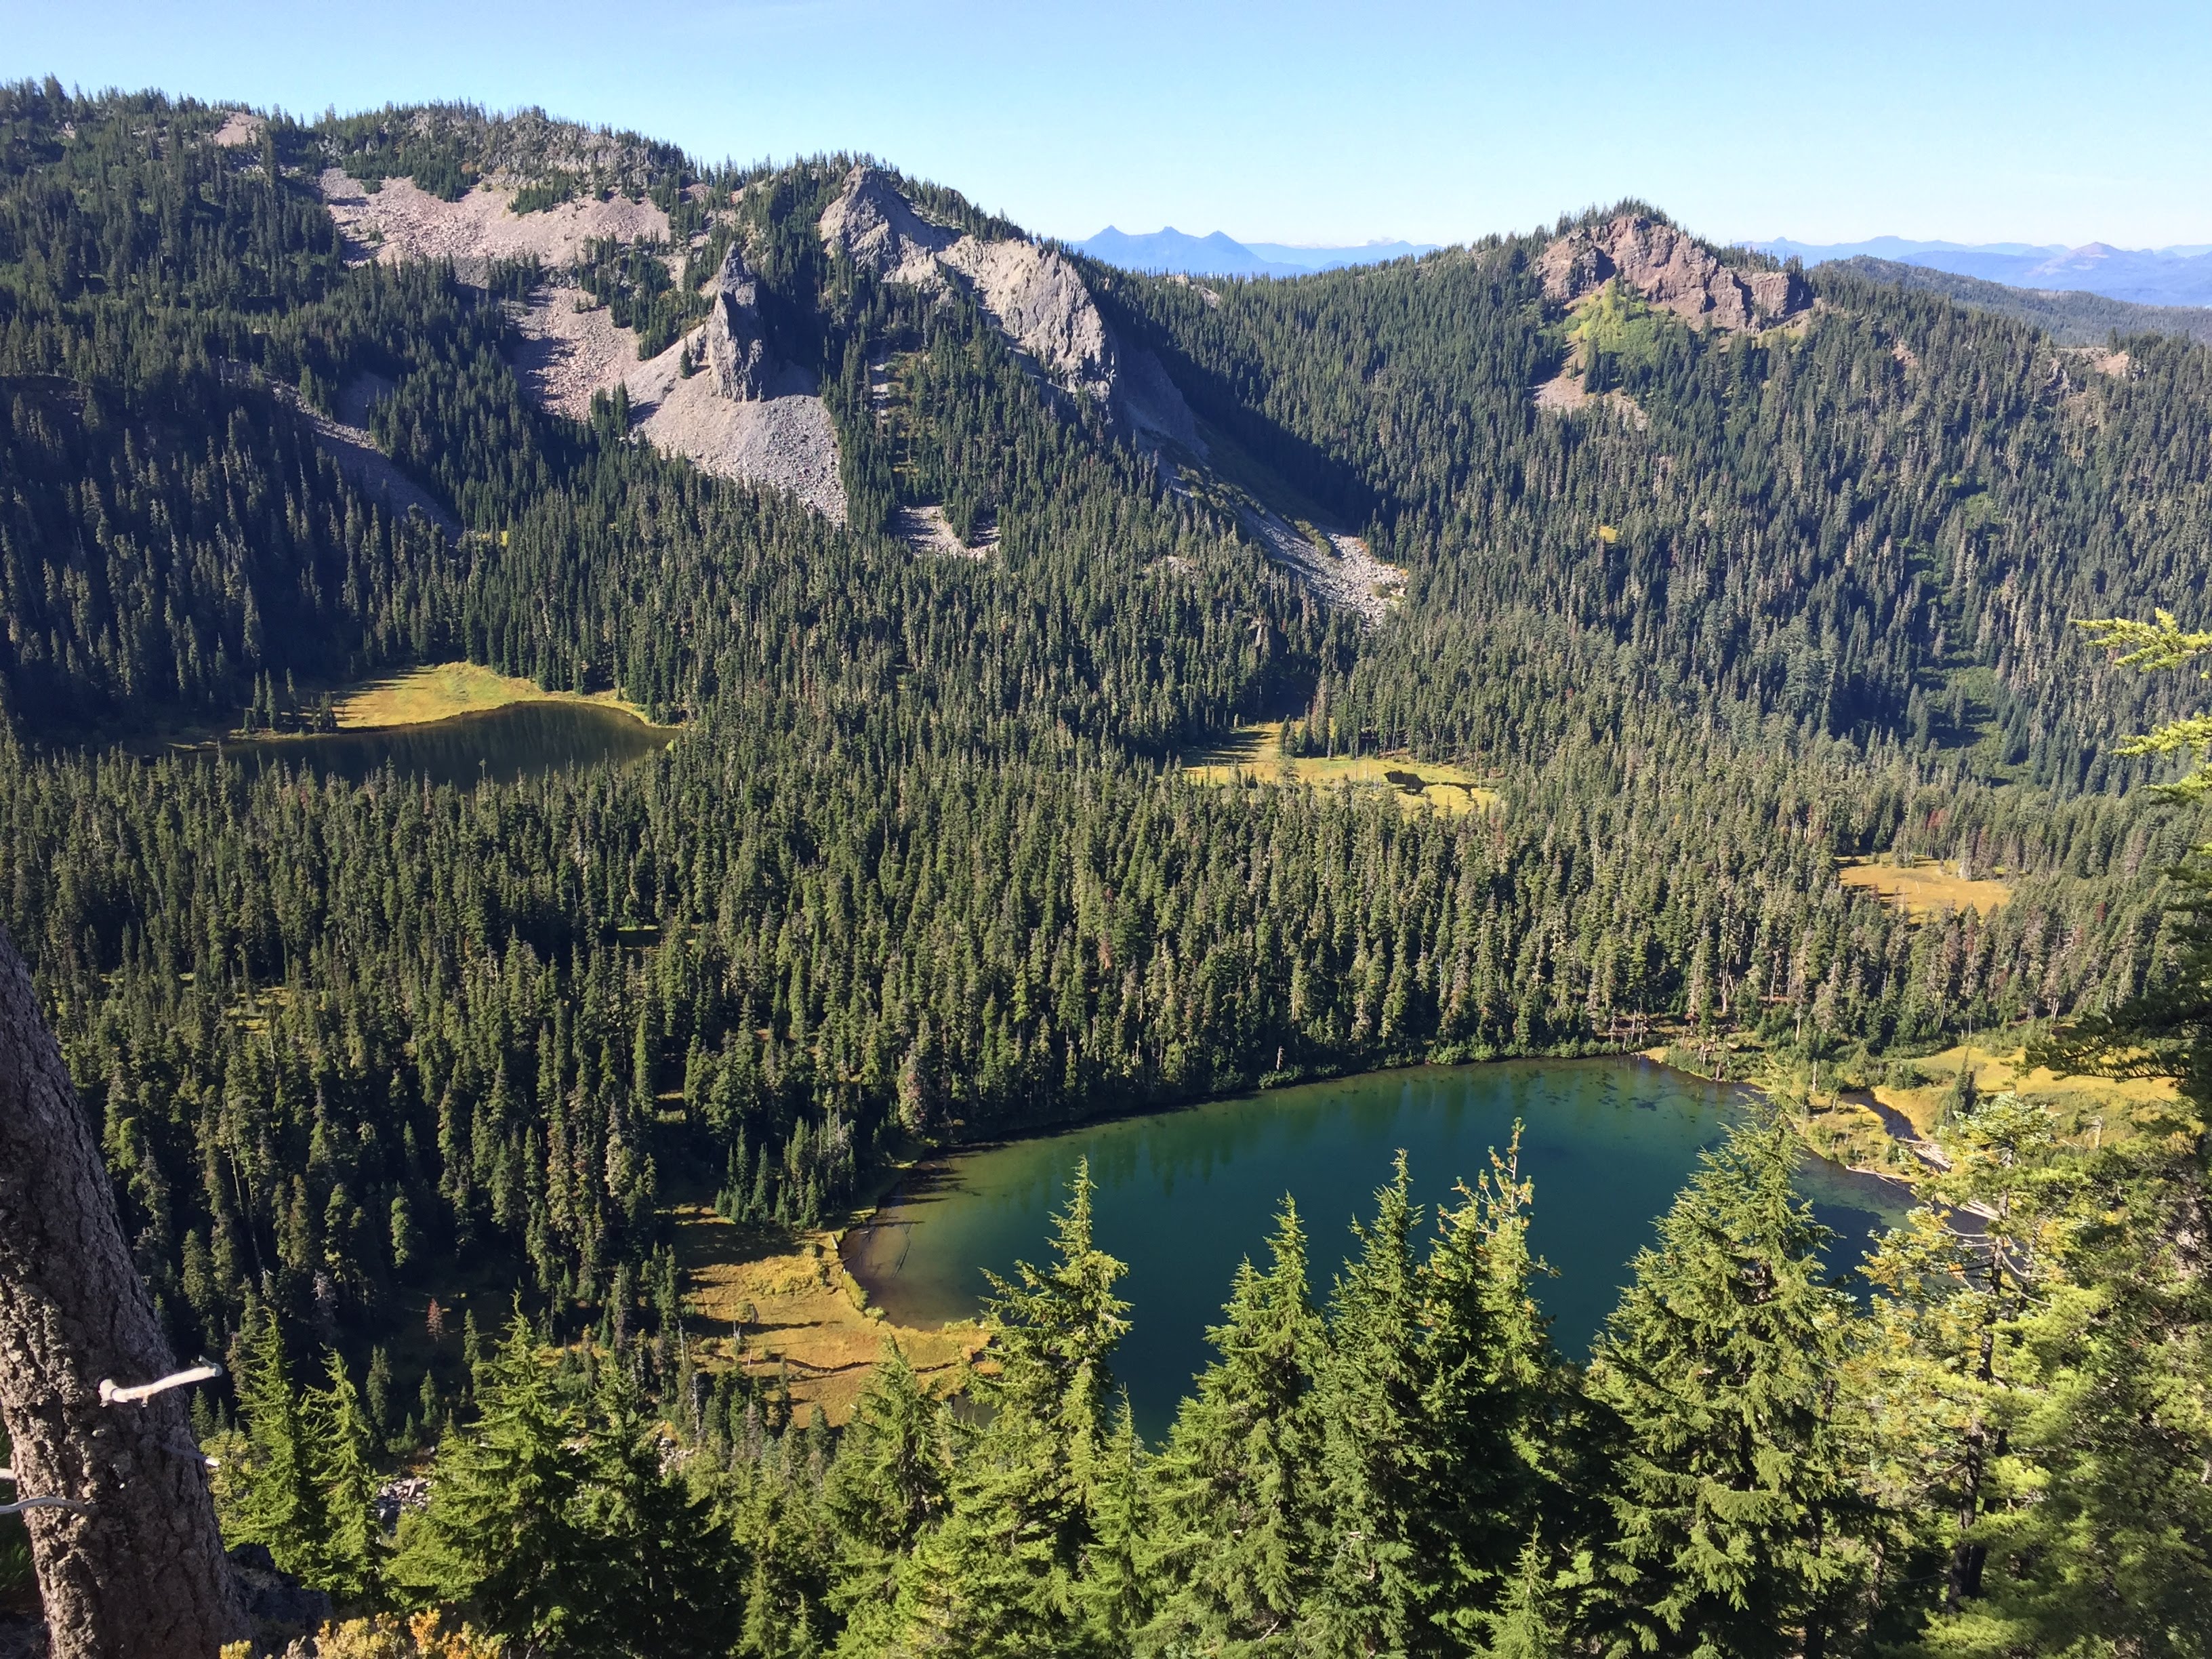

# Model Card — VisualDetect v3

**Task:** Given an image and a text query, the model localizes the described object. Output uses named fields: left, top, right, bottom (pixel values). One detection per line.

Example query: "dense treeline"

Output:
left=2, top=81, right=2211, bottom=1654
left=5, top=717, right=2188, bottom=1416
left=1096, top=229, right=2212, bottom=791
left=216, top=1097, right=2212, bottom=1658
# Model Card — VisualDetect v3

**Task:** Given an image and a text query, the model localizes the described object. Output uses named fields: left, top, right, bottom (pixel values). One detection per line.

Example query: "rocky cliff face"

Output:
left=702, top=241, right=771, bottom=401
left=1540, top=215, right=1807, bottom=330
left=815, top=167, right=1197, bottom=441
left=939, top=237, right=1119, bottom=407
left=818, top=165, right=956, bottom=285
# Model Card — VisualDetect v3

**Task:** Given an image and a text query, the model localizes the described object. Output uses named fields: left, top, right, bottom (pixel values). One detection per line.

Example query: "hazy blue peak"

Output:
left=1072, top=226, right=1441, bottom=279
left=1075, top=226, right=1294, bottom=276
left=1744, top=235, right=2212, bottom=308
left=1748, top=236, right=2065, bottom=260
left=1244, top=239, right=1441, bottom=270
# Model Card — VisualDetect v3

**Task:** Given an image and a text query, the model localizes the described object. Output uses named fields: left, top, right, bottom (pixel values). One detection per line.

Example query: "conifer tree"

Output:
left=880, top=1162, right=1128, bottom=1656
left=304, top=1351, right=386, bottom=1605
left=571, top=1355, right=737, bottom=1657
left=977, top=1158, right=1131, bottom=1507
left=1582, top=1113, right=1866, bottom=1659
left=224, top=1298, right=327, bottom=1582
left=1077, top=1395, right=1153, bottom=1649
left=823, top=1338, right=952, bottom=1629
left=726, top=1425, right=835, bottom=1659
left=1145, top=1197, right=1326, bottom=1654
left=392, top=1312, right=590, bottom=1647
left=1485, top=1532, right=1567, bottom=1659
left=1416, top=1128, right=1563, bottom=1645
left=1310, top=1154, right=1429, bottom=1657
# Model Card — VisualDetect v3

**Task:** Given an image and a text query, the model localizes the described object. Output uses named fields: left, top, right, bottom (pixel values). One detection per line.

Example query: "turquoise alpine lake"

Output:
left=842, top=1057, right=1911, bottom=1440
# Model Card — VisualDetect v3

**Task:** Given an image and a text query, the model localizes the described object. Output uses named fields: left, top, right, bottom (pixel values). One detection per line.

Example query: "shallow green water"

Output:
left=844, top=1058, right=1909, bottom=1439
left=201, top=700, right=673, bottom=788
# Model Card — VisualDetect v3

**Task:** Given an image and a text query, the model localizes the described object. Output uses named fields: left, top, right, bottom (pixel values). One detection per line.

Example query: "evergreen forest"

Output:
left=0, top=83, right=2208, bottom=1656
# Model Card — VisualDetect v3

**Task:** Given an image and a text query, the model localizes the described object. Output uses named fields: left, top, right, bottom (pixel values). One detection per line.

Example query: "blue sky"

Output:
left=6, top=0, right=2209, bottom=249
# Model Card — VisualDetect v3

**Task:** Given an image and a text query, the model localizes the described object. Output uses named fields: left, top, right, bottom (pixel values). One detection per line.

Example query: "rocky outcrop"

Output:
left=818, top=165, right=956, bottom=284
left=815, top=167, right=1203, bottom=447
left=939, top=237, right=1120, bottom=407
left=1540, top=215, right=1806, bottom=331
left=702, top=241, right=772, bottom=401
left=510, top=275, right=846, bottom=522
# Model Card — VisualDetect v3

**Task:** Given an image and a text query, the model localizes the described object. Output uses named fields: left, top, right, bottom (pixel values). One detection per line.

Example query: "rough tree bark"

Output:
left=0, top=925, right=246, bottom=1657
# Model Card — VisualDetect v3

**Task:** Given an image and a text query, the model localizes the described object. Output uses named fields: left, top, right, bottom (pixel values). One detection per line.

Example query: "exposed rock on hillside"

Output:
left=819, top=166, right=957, bottom=285
left=1241, top=506, right=1405, bottom=623
left=209, top=110, right=264, bottom=148
left=816, top=166, right=1202, bottom=447
left=324, top=161, right=845, bottom=520
left=510, top=283, right=846, bottom=523
left=939, top=236, right=1118, bottom=407
left=1541, top=215, right=1806, bottom=330
left=891, top=503, right=994, bottom=559
left=1118, top=341, right=1206, bottom=455
left=270, top=380, right=462, bottom=539
left=702, top=242, right=772, bottom=401
left=319, top=169, right=669, bottom=274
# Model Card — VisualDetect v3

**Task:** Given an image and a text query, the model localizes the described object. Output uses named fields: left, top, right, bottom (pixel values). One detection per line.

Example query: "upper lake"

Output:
left=196, top=699, right=674, bottom=788
left=844, top=1057, right=1910, bottom=1439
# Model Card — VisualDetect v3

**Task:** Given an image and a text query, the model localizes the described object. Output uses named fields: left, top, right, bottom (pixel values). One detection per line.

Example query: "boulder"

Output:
left=228, top=1543, right=332, bottom=1650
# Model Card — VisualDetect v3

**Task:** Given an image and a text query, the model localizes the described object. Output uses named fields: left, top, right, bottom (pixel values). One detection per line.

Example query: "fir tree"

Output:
left=1582, top=1113, right=1867, bottom=1659
left=1310, top=1154, right=1429, bottom=1657
left=1078, top=1395, right=1153, bottom=1650
left=304, top=1350, right=386, bottom=1605
left=1145, top=1197, right=1326, bottom=1655
left=880, top=1162, right=1128, bottom=1656
left=1484, top=1532, right=1568, bottom=1659
left=823, top=1338, right=952, bottom=1630
left=392, top=1312, right=590, bottom=1647
left=1416, top=1127, right=1563, bottom=1645
left=571, top=1355, right=738, bottom=1657
left=224, top=1297, right=327, bottom=1582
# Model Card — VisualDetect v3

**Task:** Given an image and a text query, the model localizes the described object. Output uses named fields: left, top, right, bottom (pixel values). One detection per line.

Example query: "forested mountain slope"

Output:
left=1826, top=254, right=2212, bottom=348
left=3, top=82, right=2211, bottom=1656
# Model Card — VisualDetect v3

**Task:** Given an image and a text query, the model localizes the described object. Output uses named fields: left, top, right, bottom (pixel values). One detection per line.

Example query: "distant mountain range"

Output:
left=1746, top=237, right=2212, bottom=308
left=1832, top=258, right=2212, bottom=348
left=1072, top=226, right=1440, bottom=279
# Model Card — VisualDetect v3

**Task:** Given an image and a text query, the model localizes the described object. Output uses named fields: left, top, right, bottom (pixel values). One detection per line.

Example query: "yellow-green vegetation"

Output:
left=1183, top=722, right=1500, bottom=816
left=670, top=1202, right=983, bottom=1427
left=1563, top=279, right=1672, bottom=377
left=1837, top=855, right=2013, bottom=917
left=1783, top=1036, right=2178, bottom=1176
left=333, top=661, right=656, bottom=730
left=1870, top=1040, right=2177, bottom=1139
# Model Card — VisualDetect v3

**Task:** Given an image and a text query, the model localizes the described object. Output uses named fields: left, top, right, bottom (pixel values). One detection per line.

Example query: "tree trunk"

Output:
left=0, top=926, right=246, bottom=1657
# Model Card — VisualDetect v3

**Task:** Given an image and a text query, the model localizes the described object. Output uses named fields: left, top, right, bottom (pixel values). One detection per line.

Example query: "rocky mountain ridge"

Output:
left=817, top=166, right=1202, bottom=451
left=1541, top=213, right=1807, bottom=331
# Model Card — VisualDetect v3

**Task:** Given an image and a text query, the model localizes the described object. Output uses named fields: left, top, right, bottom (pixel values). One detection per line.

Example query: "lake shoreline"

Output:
left=844, top=1052, right=1920, bottom=1433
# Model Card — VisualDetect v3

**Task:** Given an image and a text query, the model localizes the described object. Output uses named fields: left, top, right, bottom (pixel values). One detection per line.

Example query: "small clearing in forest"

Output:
left=1837, top=855, right=2013, bottom=918
left=672, top=1205, right=984, bottom=1427
left=1183, top=722, right=1499, bottom=815
left=1865, top=1041, right=2177, bottom=1141
left=334, top=662, right=656, bottom=730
